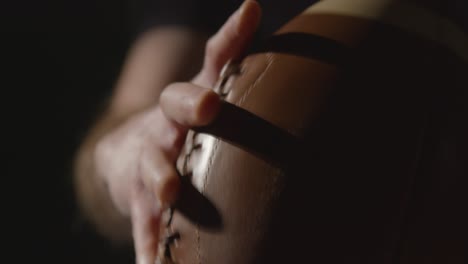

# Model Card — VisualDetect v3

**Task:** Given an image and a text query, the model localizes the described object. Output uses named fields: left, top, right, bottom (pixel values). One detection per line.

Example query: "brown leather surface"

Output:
left=160, top=11, right=468, bottom=264
left=193, top=101, right=303, bottom=169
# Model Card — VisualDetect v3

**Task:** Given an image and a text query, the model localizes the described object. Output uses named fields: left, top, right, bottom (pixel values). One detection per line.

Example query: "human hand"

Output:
left=93, top=1, right=261, bottom=263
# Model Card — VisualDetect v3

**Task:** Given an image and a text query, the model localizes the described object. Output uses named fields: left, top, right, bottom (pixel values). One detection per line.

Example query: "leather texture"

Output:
left=158, top=4, right=468, bottom=264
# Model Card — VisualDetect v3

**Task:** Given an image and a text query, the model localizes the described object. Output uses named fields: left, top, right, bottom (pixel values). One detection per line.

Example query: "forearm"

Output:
left=73, top=26, right=207, bottom=243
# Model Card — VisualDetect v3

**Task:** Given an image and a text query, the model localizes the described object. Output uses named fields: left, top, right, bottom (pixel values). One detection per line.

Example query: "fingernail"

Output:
left=154, top=170, right=181, bottom=208
left=193, top=90, right=221, bottom=125
left=235, top=1, right=249, bottom=22
left=238, top=0, right=251, bottom=13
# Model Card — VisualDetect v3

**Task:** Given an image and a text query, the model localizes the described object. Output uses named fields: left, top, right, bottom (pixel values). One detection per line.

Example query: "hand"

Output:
left=94, top=1, right=261, bottom=263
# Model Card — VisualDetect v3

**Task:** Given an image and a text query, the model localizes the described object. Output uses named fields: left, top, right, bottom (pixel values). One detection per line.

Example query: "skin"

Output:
left=73, top=1, right=262, bottom=263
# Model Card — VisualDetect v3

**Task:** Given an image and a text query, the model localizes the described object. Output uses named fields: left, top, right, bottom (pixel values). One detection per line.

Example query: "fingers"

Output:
left=160, top=1, right=262, bottom=129
left=101, top=3, right=263, bottom=262
left=130, top=183, right=161, bottom=264
left=140, top=145, right=181, bottom=208
left=194, top=0, right=261, bottom=87
left=160, top=82, right=221, bottom=126
left=134, top=108, right=183, bottom=207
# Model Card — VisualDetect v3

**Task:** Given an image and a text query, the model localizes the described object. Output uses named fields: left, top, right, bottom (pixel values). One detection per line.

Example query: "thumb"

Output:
left=194, top=0, right=261, bottom=87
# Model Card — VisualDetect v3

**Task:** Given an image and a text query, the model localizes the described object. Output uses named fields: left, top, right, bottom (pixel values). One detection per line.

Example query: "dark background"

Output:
left=3, top=0, right=135, bottom=263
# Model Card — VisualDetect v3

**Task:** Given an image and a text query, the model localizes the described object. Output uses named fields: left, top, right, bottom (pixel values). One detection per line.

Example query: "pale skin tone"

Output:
left=73, top=1, right=262, bottom=264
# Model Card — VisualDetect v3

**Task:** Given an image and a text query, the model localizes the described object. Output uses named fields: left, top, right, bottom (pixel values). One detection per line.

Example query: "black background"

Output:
left=3, top=0, right=135, bottom=263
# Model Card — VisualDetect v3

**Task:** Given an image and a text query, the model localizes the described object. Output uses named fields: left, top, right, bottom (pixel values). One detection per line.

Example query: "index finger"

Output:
left=160, top=82, right=221, bottom=127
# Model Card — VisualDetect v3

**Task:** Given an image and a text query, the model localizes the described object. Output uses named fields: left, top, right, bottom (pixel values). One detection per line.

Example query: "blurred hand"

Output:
left=93, top=1, right=261, bottom=263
